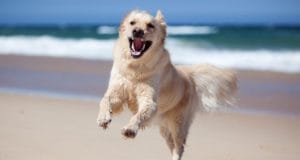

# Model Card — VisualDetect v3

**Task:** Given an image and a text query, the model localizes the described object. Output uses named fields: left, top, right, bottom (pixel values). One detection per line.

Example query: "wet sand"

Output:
left=0, top=54, right=300, bottom=159
left=1, top=54, right=300, bottom=115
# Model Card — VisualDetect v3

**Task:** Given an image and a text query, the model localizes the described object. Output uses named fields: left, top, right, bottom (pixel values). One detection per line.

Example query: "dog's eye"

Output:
left=130, top=21, right=136, bottom=25
left=147, top=23, right=155, bottom=29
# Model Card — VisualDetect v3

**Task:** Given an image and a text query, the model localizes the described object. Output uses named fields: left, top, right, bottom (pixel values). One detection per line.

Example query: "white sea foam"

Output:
left=0, top=35, right=299, bottom=73
left=97, top=26, right=117, bottom=34
left=95, top=26, right=217, bottom=35
left=0, top=35, right=114, bottom=60
left=167, top=26, right=218, bottom=35
left=167, top=39, right=300, bottom=73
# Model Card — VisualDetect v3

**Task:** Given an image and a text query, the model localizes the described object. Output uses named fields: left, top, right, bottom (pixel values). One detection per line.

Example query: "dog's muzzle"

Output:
left=128, top=29, right=152, bottom=59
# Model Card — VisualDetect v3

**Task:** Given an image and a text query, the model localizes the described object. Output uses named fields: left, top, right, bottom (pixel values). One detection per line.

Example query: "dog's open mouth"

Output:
left=129, top=38, right=152, bottom=58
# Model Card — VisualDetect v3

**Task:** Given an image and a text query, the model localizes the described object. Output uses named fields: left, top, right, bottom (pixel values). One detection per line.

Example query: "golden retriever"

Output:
left=97, top=10, right=237, bottom=160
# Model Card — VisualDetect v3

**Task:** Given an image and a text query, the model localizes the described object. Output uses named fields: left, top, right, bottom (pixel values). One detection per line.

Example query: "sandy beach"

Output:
left=1, top=93, right=299, bottom=160
left=0, top=54, right=300, bottom=159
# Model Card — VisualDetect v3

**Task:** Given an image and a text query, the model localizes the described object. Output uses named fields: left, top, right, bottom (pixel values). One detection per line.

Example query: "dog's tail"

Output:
left=190, top=64, right=237, bottom=112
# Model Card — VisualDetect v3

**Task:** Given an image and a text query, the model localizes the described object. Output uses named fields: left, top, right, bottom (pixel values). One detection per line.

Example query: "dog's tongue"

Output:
left=133, top=38, right=144, bottom=51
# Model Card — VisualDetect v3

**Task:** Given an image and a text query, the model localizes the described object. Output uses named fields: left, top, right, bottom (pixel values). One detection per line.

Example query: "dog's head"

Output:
left=119, top=10, right=166, bottom=59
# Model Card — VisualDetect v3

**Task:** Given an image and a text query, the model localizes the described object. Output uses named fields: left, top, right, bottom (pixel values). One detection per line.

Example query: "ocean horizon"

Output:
left=1, top=25, right=300, bottom=73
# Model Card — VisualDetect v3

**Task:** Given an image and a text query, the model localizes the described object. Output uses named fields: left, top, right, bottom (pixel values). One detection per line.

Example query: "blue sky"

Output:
left=0, top=0, right=300, bottom=25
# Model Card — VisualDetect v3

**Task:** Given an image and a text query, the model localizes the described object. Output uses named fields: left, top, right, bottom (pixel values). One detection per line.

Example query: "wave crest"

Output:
left=167, top=26, right=217, bottom=35
left=0, top=35, right=299, bottom=73
left=97, top=26, right=117, bottom=34
left=95, top=26, right=218, bottom=35
left=0, top=35, right=114, bottom=59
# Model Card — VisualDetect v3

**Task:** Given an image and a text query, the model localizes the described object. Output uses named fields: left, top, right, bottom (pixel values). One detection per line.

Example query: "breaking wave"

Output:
left=96, top=26, right=217, bottom=35
left=0, top=35, right=299, bottom=73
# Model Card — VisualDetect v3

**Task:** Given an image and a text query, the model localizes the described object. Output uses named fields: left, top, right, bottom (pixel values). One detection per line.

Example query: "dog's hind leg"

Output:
left=170, top=114, right=193, bottom=160
left=171, top=127, right=186, bottom=160
left=160, top=126, right=175, bottom=152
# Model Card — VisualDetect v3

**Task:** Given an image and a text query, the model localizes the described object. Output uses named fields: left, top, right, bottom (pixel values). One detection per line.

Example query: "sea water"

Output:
left=0, top=25, right=300, bottom=73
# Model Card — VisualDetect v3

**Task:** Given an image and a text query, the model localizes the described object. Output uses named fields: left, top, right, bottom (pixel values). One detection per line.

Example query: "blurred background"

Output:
left=1, top=1, right=300, bottom=160
left=0, top=0, right=300, bottom=112
left=0, top=0, right=300, bottom=114
left=1, top=0, right=300, bottom=104
left=1, top=0, right=300, bottom=72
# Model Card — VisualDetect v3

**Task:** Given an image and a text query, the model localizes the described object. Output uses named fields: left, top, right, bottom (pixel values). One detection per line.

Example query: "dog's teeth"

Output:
left=132, top=51, right=141, bottom=56
left=131, top=43, right=135, bottom=51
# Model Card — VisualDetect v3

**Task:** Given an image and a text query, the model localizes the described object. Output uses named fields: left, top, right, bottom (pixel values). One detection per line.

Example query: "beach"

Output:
left=0, top=54, right=300, bottom=159
left=1, top=54, right=300, bottom=114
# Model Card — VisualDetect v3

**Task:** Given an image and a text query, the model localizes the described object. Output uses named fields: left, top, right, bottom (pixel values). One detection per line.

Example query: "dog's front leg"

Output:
left=122, top=83, right=157, bottom=138
left=97, top=87, right=123, bottom=129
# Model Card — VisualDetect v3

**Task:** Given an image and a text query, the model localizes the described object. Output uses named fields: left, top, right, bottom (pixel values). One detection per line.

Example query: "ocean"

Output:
left=0, top=25, right=300, bottom=73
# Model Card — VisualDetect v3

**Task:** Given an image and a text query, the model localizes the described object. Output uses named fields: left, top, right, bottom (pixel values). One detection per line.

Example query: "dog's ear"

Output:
left=155, top=10, right=166, bottom=27
left=155, top=10, right=167, bottom=43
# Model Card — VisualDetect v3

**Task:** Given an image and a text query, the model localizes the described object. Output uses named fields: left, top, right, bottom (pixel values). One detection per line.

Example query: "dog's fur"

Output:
left=97, top=10, right=237, bottom=160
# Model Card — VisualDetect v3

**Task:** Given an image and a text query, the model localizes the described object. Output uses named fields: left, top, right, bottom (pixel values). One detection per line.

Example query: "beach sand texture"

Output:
left=0, top=55, right=300, bottom=160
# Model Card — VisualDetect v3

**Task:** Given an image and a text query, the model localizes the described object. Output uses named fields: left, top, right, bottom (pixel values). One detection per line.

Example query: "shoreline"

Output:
left=1, top=88, right=298, bottom=117
left=1, top=54, right=300, bottom=116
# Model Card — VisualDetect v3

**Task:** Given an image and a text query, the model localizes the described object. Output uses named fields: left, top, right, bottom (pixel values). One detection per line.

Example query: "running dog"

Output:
left=97, top=10, right=237, bottom=160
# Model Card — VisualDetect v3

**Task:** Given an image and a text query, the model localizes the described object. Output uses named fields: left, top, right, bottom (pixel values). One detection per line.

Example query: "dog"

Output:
left=97, top=10, right=237, bottom=160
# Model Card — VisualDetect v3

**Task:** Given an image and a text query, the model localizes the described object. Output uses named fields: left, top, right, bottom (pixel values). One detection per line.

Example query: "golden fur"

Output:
left=97, top=10, right=237, bottom=160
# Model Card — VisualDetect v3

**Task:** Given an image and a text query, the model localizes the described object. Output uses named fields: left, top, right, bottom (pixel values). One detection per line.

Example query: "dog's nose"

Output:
left=133, top=29, right=144, bottom=38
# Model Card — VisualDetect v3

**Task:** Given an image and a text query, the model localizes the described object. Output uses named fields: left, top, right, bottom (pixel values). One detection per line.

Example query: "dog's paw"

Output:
left=97, top=112, right=112, bottom=129
left=121, top=126, right=138, bottom=138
